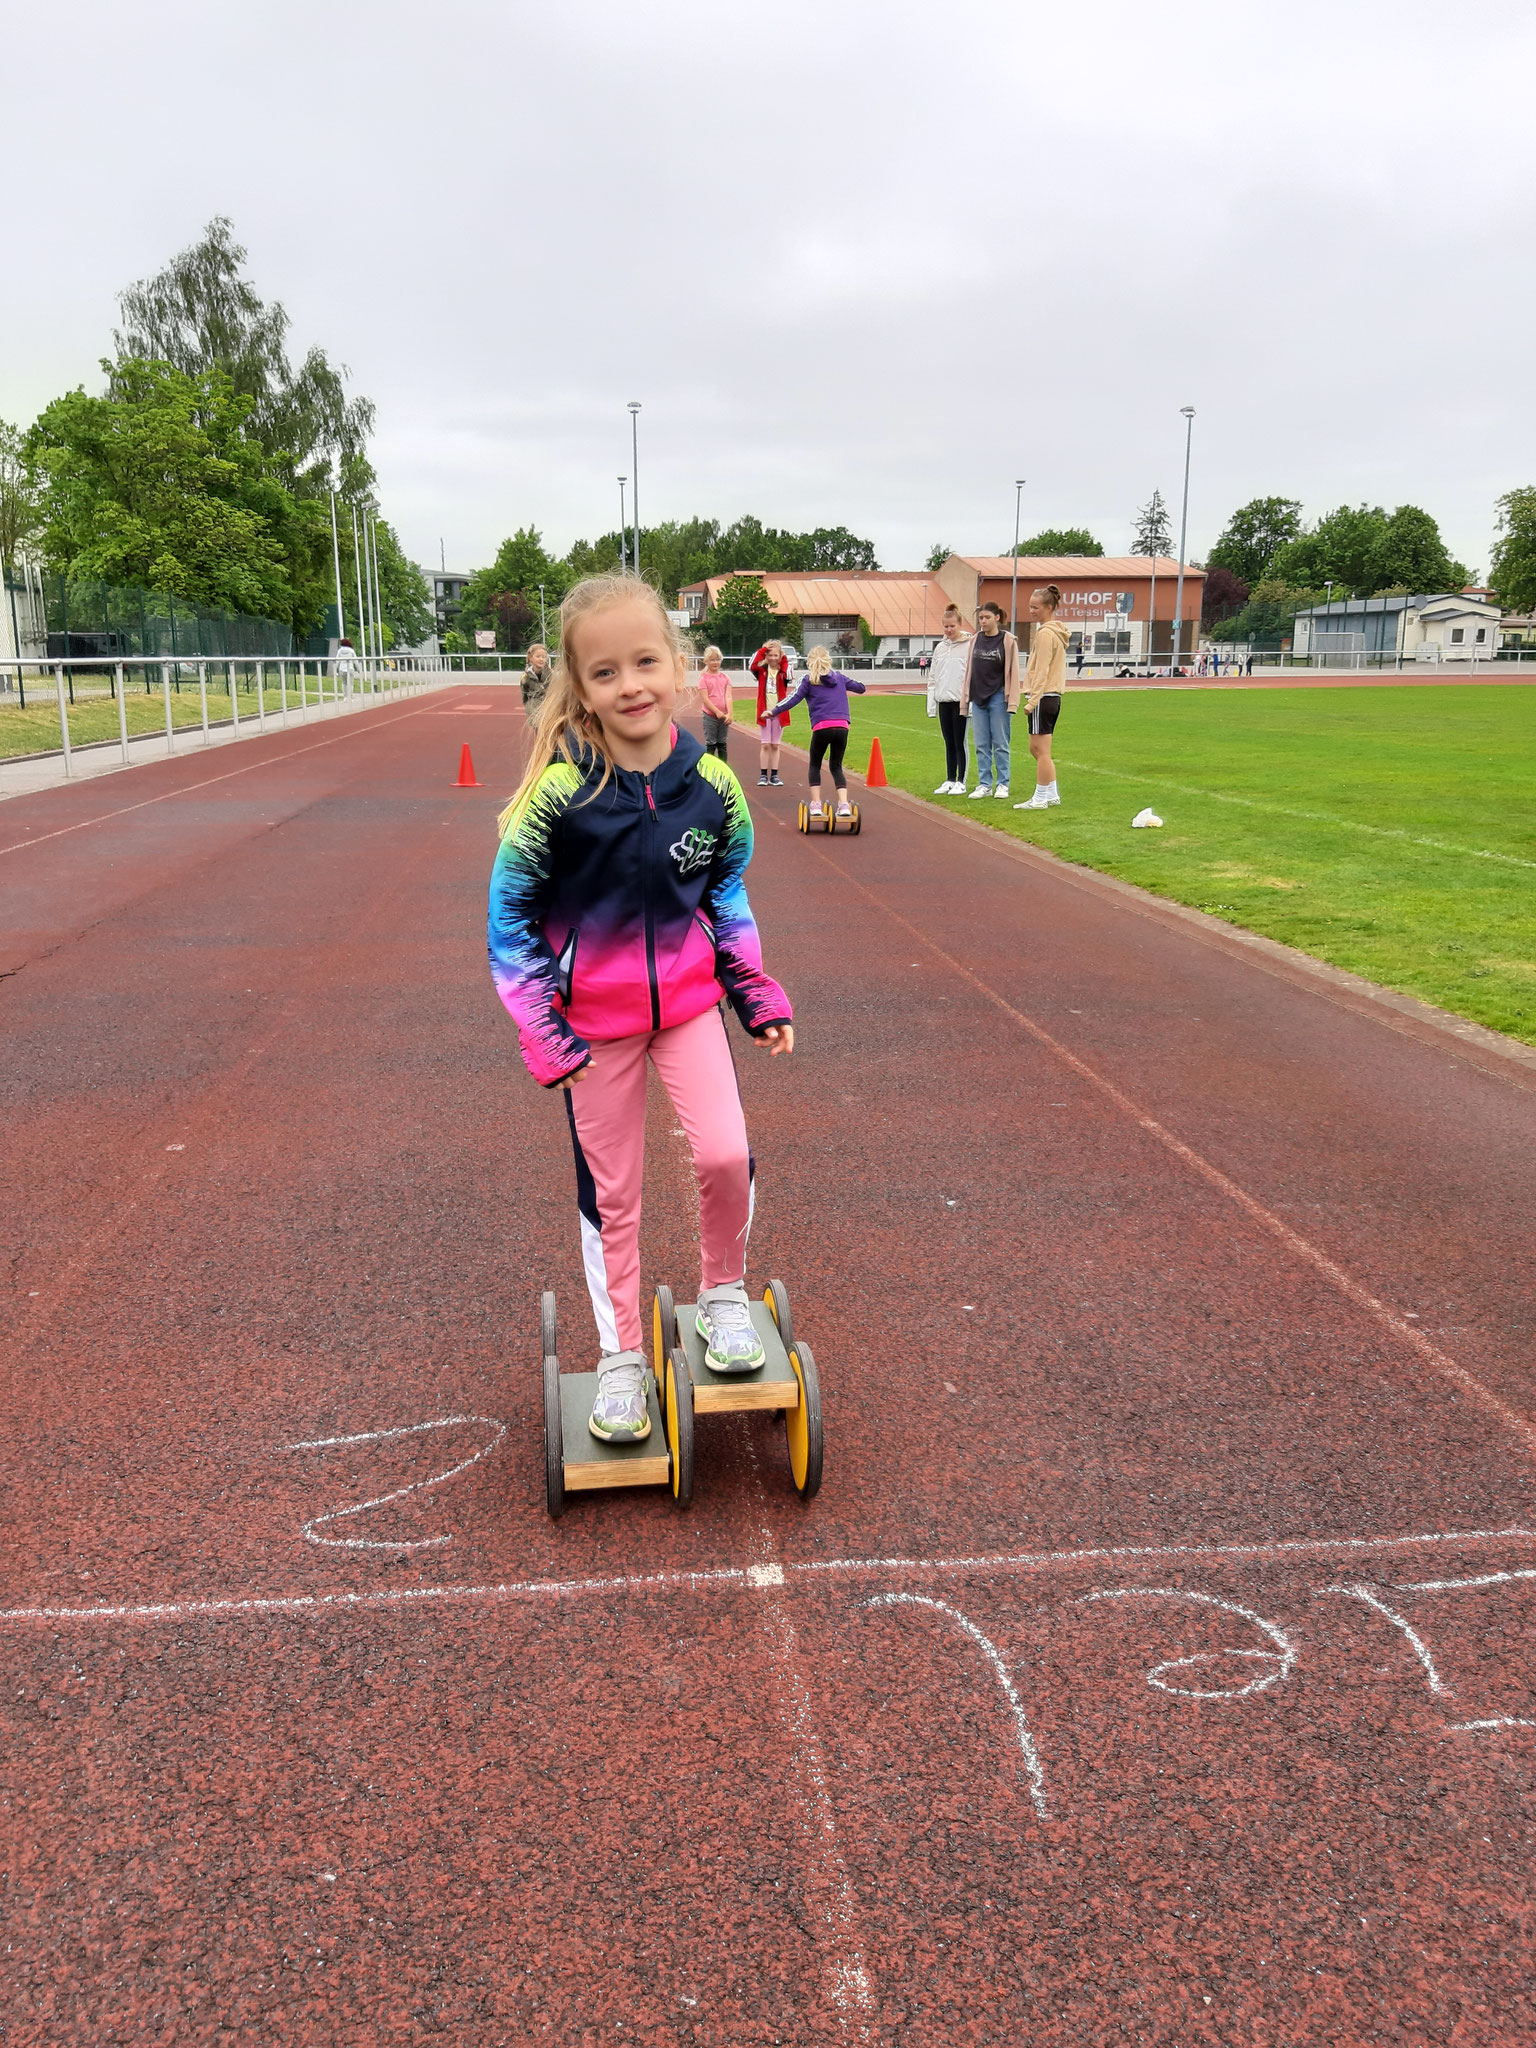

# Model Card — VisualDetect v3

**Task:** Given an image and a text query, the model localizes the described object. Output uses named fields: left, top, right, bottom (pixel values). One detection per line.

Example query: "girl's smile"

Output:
left=569, top=597, right=687, bottom=771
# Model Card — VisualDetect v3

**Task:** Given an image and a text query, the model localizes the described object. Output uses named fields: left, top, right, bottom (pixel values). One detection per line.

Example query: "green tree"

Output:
left=1206, top=497, right=1302, bottom=586
left=369, top=519, right=433, bottom=650
left=460, top=527, right=568, bottom=649
left=926, top=543, right=953, bottom=572
left=114, top=217, right=374, bottom=497
left=27, top=359, right=328, bottom=628
left=0, top=419, right=40, bottom=569
left=1132, top=490, right=1173, bottom=558
left=703, top=573, right=779, bottom=655
left=1207, top=578, right=1325, bottom=645
left=1016, top=527, right=1103, bottom=556
left=1490, top=487, right=1536, bottom=612
left=1269, top=503, right=1466, bottom=597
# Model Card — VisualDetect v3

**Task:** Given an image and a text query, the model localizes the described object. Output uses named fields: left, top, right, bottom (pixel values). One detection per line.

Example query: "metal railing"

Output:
left=0, top=653, right=450, bottom=775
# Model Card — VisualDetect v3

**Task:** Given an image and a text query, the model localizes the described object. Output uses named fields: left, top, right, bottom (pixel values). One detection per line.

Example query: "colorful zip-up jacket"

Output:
left=488, top=726, right=792, bottom=1086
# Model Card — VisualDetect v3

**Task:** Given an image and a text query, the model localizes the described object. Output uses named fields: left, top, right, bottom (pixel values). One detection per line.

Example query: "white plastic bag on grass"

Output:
left=1131, top=807, right=1164, bottom=828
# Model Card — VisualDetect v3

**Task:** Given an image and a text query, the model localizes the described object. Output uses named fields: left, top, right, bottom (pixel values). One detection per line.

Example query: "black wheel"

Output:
left=652, top=1284, right=677, bottom=1382
left=784, top=1340, right=823, bottom=1501
left=540, top=1289, right=558, bottom=1361
left=543, top=1348, right=565, bottom=1519
left=666, top=1346, right=695, bottom=1508
left=763, top=1278, right=794, bottom=1355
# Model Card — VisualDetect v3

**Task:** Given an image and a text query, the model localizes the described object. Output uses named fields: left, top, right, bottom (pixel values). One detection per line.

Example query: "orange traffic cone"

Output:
left=455, top=744, right=481, bottom=788
left=865, top=735, right=888, bottom=788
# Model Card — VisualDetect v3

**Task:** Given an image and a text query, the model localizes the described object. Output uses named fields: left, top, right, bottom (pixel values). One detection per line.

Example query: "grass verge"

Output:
left=780, top=684, right=1536, bottom=1046
left=0, top=673, right=356, bottom=760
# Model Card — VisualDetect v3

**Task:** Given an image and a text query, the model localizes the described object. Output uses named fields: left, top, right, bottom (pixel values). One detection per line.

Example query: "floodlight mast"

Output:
left=1172, top=408, right=1196, bottom=673
left=1009, top=479, right=1026, bottom=638
left=628, top=404, right=642, bottom=580
left=617, top=479, right=628, bottom=572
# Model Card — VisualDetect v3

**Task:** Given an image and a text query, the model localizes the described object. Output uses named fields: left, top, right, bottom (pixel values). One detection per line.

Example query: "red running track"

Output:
left=3, top=683, right=1534, bottom=2046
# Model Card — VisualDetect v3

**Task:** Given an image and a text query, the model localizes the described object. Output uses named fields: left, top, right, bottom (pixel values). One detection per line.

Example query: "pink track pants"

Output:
left=564, top=1005, right=752, bottom=1354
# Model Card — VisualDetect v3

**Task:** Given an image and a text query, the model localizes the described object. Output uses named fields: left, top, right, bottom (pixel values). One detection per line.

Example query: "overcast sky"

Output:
left=4, top=0, right=1532, bottom=580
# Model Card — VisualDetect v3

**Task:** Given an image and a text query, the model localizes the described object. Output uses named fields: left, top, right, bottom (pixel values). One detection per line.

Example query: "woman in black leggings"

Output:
left=777, top=645, right=867, bottom=821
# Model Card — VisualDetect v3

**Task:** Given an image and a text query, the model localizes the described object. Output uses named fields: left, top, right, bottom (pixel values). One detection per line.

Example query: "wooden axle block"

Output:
left=676, top=1300, right=800, bottom=1417
left=558, top=1372, right=672, bottom=1492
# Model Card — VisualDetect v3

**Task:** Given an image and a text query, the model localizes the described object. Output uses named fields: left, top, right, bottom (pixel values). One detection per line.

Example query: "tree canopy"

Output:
left=1268, top=503, right=1468, bottom=597
left=1206, top=497, right=1302, bottom=586
left=1132, top=490, right=1173, bottom=558
left=926, top=543, right=953, bottom=572
left=566, top=515, right=879, bottom=600
left=1206, top=578, right=1326, bottom=646
left=0, top=419, right=39, bottom=568
left=702, top=573, right=783, bottom=655
left=458, top=528, right=568, bottom=651
left=1016, top=527, right=1103, bottom=557
left=1490, top=487, right=1536, bottom=613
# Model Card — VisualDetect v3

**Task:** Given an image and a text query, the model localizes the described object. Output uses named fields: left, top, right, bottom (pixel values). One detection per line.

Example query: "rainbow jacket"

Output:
left=488, top=727, right=792, bottom=1086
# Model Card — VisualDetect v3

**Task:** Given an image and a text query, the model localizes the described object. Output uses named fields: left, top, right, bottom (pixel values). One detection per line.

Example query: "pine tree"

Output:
left=1133, top=490, right=1173, bottom=558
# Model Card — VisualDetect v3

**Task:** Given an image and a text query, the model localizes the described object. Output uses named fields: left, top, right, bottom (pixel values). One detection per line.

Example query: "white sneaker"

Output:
left=1014, top=790, right=1053, bottom=809
left=994, top=784, right=1010, bottom=799
left=933, top=780, right=954, bottom=794
left=968, top=785, right=993, bottom=799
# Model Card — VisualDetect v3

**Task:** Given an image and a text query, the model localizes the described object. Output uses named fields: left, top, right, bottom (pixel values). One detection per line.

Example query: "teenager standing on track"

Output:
left=489, top=575, right=794, bottom=1444
left=750, top=638, right=790, bottom=786
left=778, top=644, right=866, bottom=821
left=697, top=644, right=733, bottom=760
left=1015, top=584, right=1069, bottom=810
left=960, top=599, right=1020, bottom=799
left=926, top=603, right=972, bottom=793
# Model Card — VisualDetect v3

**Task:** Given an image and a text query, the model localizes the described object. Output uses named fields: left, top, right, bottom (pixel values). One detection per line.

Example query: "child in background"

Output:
left=489, top=575, right=794, bottom=1444
left=698, top=644, right=733, bottom=760
left=750, top=639, right=790, bottom=786
left=778, top=644, right=866, bottom=821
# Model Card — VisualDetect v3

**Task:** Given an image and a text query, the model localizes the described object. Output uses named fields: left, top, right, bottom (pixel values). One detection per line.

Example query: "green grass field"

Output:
left=0, top=671, right=351, bottom=759
left=779, top=684, right=1536, bottom=1045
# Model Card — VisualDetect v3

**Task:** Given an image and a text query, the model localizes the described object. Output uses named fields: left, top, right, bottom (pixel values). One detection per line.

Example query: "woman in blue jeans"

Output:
left=959, top=600, right=1021, bottom=798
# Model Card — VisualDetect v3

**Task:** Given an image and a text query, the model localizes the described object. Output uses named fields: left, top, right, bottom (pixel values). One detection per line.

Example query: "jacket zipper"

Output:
left=643, top=775, right=661, bottom=1029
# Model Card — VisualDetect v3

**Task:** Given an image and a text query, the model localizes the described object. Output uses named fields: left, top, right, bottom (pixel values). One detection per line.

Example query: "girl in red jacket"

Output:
left=750, top=639, right=790, bottom=786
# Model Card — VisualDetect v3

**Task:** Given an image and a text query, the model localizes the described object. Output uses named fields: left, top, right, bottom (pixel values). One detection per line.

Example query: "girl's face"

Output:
left=1027, top=593, right=1053, bottom=623
left=569, top=598, right=685, bottom=767
left=704, top=651, right=722, bottom=670
left=942, top=614, right=962, bottom=639
left=978, top=608, right=1003, bottom=634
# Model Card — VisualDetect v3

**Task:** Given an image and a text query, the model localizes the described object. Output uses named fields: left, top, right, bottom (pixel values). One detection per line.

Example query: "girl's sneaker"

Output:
left=588, top=1352, right=651, bottom=1442
left=769, top=772, right=784, bottom=785
left=696, top=1283, right=766, bottom=1374
left=757, top=772, right=770, bottom=786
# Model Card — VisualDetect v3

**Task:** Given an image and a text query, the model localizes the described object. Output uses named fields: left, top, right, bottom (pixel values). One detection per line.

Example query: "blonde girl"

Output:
left=521, top=642, right=553, bottom=710
left=698, top=644, right=733, bottom=761
left=750, top=638, right=790, bottom=785
left=1014, top=584, right=1069, bottom=810
left=777, top=644, right=867, bottom=818
left=489, top=575, right=794, bottom=1443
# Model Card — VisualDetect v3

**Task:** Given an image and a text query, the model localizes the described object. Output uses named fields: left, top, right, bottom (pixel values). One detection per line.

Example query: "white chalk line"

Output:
left=1447, top=1718, right=1536, bottom=1733
left=0, top=696, right=448, bottom=860
left=1397, top=1566, right=1536, bottom=1593
left=1060, top=758, right=1536, bottom=871
left=1079, top=1587, right=1297, bottom=1700
left=286, top=1415, right=508, bottom=1551
left=865, top=1593, right=1048, bottom=1817
left=1318, top=1584, right=1448, bottom=1695
left=2, top=1524, right=1531, bottom=1630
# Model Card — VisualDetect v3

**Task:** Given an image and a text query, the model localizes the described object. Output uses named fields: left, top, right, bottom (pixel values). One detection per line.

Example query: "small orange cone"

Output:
left=455, top=743, right=481, bottom=788
left=865, top=735, right=888, bottom=788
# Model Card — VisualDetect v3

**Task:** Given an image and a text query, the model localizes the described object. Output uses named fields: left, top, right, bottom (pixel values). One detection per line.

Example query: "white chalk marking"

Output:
left=1396, top=1567, right=1536, bottom=1593
left=1447, top=1718, right=1536, bottom=1733
left=286, top=1415, right=508, bottom=1551
left=1318, top=1584, right=1448, bottom=1695
left=865, top=1592, right=1048, bottom=1818
left=1080, top=1587, right=1297, bottom=1700
left=2, top=1526, right=1531, bottom=1631
left=747, top=1562, right=785, bottom=1588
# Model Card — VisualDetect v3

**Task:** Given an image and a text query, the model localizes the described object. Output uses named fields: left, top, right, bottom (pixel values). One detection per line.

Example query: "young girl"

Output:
left=697, top=644, right=733, bottom=761
left=489, top=575, right=794, bottom=1444
left=1013, top=584, right=1069, bottom=810
left=777, top=645, right=867, bottom=819
left=750, top=639, right=790, bottom=786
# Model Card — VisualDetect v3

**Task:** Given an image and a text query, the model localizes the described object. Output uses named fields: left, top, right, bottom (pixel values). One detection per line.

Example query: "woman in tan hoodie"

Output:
left=1014, top=584, right=1070, bottom=810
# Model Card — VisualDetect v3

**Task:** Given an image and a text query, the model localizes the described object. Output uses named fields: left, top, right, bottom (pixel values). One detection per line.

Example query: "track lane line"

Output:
left=771, top=810, right=1536, bottom=1460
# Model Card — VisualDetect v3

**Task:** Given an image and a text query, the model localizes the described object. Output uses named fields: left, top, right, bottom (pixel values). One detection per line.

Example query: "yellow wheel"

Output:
left=784, top=1341, right=823, bottom=1501
left=797, top=801, right=809, bottom=833
left=665, top=1348, right=694, bottom=1507
left=848, top=805, right=861, bottom=836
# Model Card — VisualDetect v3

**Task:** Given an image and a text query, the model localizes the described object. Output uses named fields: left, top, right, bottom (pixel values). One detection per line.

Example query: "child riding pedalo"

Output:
left=777, top=645, right=866, bottom=819
left=488, top=575, right=794, bottom=1443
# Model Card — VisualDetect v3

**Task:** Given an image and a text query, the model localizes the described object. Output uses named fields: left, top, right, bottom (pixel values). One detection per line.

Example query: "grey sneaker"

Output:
left=696, top=1283, right=766, bottom=1375
left=588, top=1351, right=651, bottom=1442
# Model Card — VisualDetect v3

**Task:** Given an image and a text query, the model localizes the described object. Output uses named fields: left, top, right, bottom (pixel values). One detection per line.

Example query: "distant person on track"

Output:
left=751, top=638, right=790, bottom=786
left=521, top=642, right=553, bottom=712
left=335, top=637, right=357, bottom=694
left=778, top=644, right=866, bottom=821
left=489, top=573, right=794, bottom=1446
left=925, top=603, right=972, bottom=793
left=1015, top=584, right=1070, bottom=810
left=960, top=599, right=1020, bottom=799
left=698, top=645, right=733, bottom=761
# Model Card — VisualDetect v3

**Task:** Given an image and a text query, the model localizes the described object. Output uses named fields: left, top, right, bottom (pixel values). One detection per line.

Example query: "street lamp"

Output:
left=617, top=478, right=628, bottom=573
left=1172, top=408, right=1196, bottom=675
left=539, top=583, right=548, bottom=646
left=628, top=402, right=642, bottom=580
left=1009, top=479, right=1026, bottom=638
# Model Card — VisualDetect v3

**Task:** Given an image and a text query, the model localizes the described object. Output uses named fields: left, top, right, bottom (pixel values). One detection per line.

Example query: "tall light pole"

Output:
left=329, top=491, right=347, bottom=644
left=628, top=402, right=642, bottom=581
left=369, top=515, right=387, bottom=660
left=617, top=478, right=628, bottom=572
left=1172, top=408, right=1196, bottom=674
left=1009, top=478, right=1026, bottom=638
left=350, top=502, right=368, bottom=659
left=539, top=583, right=548, bottom=646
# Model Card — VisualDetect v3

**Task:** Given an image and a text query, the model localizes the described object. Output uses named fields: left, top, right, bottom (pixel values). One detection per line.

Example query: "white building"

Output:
left=1293, top=592, right=1503, bottom=664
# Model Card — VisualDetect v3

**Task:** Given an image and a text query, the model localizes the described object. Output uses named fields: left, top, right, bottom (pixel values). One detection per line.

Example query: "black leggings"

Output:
left=937, top=699, right=968, bottom=781
left=808, top=727, right=849, bottom=789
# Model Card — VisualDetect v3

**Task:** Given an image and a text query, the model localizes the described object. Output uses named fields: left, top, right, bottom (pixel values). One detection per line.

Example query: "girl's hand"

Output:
left=556, top=1061, right=591, bottom=1091
left=756, top=1025, right=794, bottom=1056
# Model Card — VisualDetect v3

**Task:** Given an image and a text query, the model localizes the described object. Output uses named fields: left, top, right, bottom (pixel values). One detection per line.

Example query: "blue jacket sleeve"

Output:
left=696, top=759, right=793, bottom=1035
left=487, top=766, right=592, bottom=1086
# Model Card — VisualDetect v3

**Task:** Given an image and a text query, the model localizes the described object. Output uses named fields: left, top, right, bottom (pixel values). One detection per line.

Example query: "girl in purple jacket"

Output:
left=779, top=646, right=867, bottom=821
